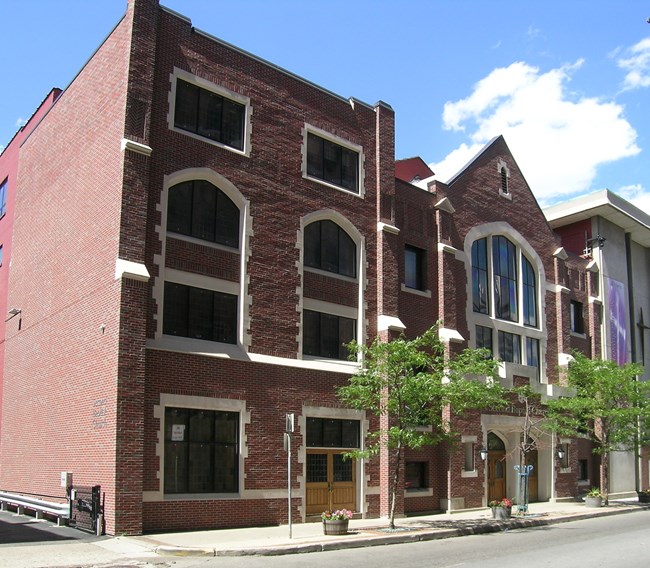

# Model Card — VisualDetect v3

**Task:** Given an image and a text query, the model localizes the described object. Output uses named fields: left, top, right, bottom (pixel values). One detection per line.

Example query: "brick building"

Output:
left=0, top=0, right=639, bottom=536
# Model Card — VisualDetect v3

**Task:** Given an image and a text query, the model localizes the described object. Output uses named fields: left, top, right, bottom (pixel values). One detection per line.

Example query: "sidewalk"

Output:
left=122, top=499, right=649, bottom=557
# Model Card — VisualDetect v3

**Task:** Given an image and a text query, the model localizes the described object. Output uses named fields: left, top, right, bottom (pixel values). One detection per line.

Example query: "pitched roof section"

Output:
left=395, top=157, right=434, bottom=184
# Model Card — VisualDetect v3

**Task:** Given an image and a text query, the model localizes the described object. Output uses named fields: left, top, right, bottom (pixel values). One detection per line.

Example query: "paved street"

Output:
left=1, top=502, right=649, bottom=567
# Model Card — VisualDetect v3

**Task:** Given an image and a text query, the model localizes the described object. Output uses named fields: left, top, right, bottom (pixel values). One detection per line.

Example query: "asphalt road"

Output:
left=1, top=508, right=649, bottom=568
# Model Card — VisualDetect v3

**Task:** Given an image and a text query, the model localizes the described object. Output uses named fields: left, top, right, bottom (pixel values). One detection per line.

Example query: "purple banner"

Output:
left=608, top=279, right=627, bottom=365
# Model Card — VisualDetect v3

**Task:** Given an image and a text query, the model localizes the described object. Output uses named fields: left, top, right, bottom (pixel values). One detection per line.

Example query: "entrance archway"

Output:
left=487, top=432, right=506, bottom=502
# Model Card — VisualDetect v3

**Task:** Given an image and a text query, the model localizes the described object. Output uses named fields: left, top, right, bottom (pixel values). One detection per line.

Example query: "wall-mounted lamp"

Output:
left=5, top=307, right=21, bottom=322
left=556, top=447, right=566, bottom=460
left=479, top=448, right=489, bottom=461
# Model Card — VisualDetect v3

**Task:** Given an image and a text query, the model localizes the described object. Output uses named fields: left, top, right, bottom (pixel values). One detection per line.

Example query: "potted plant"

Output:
left=637, top=488, right=650, bottom=504
left=488, top=498, right=513, bottom=520
left=585, top=487, right=603, bottom=508
left=321, top=509, right=353, bottom=535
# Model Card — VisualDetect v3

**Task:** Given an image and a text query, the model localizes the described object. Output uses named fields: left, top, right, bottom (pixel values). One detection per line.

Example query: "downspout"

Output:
left=625, top=232, right=641, bottom=492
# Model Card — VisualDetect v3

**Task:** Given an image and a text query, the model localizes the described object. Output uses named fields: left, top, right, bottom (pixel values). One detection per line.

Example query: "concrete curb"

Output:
left=153, top=505, right=645, bottom=557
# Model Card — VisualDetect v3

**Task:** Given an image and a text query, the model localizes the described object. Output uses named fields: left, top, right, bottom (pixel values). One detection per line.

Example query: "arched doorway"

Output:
left=487, top=432, right=507, bottom=502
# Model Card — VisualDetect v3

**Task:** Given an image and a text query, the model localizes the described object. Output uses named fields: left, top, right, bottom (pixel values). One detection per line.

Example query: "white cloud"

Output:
left=431, top=60, right=640, bottom=203
left=15, top=117, right=26, bottom=128
left=616, top=184, right=650, bottom=212
left=618, top=37, right=650, bottom=90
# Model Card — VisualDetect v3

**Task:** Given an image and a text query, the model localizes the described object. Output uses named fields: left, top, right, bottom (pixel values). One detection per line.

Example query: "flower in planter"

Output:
left=321, top=509, right=353, bottom=521
left=638, top=488, right=650, bottom=494
left=586, top=487, right=602, bottom=498
left=488, top=498, right=513, bottom=508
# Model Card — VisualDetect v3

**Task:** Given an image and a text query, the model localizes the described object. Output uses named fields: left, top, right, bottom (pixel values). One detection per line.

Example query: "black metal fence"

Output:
left=70, top=485, right=103, bottom=534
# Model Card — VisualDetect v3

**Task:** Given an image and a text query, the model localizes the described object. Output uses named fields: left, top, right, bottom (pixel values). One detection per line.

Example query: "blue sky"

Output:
left=2, top=1, right=649, bottom=209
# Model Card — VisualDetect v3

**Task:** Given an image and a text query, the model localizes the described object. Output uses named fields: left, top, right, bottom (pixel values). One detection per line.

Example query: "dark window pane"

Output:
left=341, top=420, right=360, bottom=448
left=320, top=221, right=340, bottom=274
left=306, top=417, right=323, bottom=447
left=341, top=148, right=358, bottom=191
left=303, top=310, right=320, bottom=357
left=174, top=78, right=245, bottom=150
left=188, top=287, right=213, bottom=340
left=338, top=230, right=356, bottom=278
left=306, top=133, right=359, bottom=194
left=498, top=331, right=521, bottom=364
left=307, top=134, right=323, bottom=178
left=304, top=220, right=356, bottom=278
left=307, top=453, right=328, bottom=482
left=197, top=88, right=222, bottom=141
left=163, top=282, right=236, bottom=344
left=323, top=139, right=341, bottom=186
left=493, top=236, right=518, bottom=322
left=405, top=245, right=425, bottom=290
left=222, top=98, right=245, bottom=151
left=164, top=407, right=239, bottom=494
left=174, top=80, right=198, bottom=132
left=472, top=239, right=489, bottom=314
left=303, top=310, right=356, bottom=361
left=167, top=182, right=193, bottom=236
left=168, top=180, right=239, bottom=248
left=476, top=325, right=493, bottom=356
left=163, top=282, right=189, bottom=337
left=216, top=190, right=240, bottom=248
left=213, top=292, right=237, bottom=344
left=333, top=453, right=353, bottom=481
left=192, top=181, right=217, bottom=242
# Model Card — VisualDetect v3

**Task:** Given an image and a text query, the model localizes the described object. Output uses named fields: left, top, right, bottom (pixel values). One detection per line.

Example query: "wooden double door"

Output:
left=306, top=449, right=355, bottom=515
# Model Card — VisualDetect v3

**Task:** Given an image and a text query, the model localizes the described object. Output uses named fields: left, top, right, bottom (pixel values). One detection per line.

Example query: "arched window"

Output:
left=500, top=166, right=509, bottom=195
left=167, top=180, right=239, bottom=248
left=469, top=231, right=542, bottom=375
left=304, top=220, right=356, bottom=278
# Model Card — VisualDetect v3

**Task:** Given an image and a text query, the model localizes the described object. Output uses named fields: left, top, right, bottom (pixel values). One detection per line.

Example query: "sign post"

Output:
left=285, top=413, right=294, bottom=539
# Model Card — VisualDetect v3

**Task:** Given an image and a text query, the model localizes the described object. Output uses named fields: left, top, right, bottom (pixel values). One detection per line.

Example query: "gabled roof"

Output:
left=444, top=136, right=501, bottom=186
left=395, top=157, right=434, bottom=184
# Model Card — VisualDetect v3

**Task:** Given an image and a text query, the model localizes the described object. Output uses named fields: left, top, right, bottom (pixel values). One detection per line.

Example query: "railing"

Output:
left=0, top=491, right=70, bottom=525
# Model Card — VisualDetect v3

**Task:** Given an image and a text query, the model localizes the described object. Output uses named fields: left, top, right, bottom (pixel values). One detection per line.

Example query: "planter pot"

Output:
left=494, top=507, right=512, bottom=520
left=638, top=492, right=650, bottom=504
left=585, top=495, right=602, bottom=508
left=323, top=519, right=349, bottom=535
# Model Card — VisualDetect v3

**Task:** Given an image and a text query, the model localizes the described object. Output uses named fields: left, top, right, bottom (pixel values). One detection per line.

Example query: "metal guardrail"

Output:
left=0, top=491, right=70, bottom=525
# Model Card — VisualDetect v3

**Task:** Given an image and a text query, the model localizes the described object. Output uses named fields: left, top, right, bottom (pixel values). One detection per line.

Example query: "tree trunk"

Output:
left=389, top=444, right=401, bottom=530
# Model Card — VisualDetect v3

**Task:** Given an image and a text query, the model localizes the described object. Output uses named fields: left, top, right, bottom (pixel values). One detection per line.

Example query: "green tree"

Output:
left=337, top=325, right=505, bottom=529
left=545, top=352, right=650, bottom=503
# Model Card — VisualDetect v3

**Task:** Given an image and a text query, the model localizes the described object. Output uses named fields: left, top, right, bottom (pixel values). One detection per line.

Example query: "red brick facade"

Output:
left=0, top=0, right=604, bottom=536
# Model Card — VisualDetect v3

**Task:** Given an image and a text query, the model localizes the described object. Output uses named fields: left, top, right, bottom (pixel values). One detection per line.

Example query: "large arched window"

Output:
left=468, top=231, right=542, bottom=375
left=167, top=180, right=239, bottom=248
left=304, top=220, right=356, bottom=278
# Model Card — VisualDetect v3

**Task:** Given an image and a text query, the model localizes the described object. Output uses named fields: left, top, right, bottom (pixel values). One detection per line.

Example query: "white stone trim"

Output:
left=378, top=314, right=406, bottom=332
left=378, top=221, right=400, bottom=235
left=115, top=258, right=150, bottom=282
left=120, top=138, right=152, bottom=156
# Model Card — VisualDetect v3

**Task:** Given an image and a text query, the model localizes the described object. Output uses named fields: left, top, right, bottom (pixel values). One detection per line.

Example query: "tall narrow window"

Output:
left=522, top=256, right=537, bottom=327
left=498, top=330, right=521, bottom=364
left=476, top=325, right=493, bottom=356
left=500, top=166, right=509, bottom=195
left=304, top=220, right=356, bottom=278
left=570, top=300, right=585, bottom=334
left=0, top=178, right=7, bottom=218
left=405, top=245, right=426, bottom=291
left=471, top=238, right=489, bottom=314
left=526, top=337, right=540, bottom=379
left=493, top=236, right=517, bottom=322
